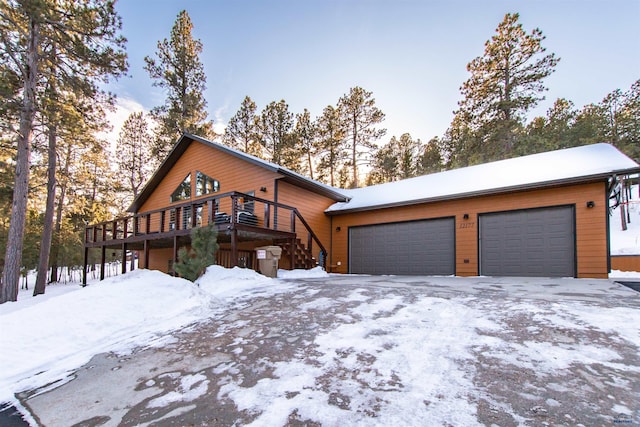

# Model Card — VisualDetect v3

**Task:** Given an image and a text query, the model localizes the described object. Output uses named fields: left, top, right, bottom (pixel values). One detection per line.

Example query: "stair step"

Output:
left=273, top=238, right=315, bottom=270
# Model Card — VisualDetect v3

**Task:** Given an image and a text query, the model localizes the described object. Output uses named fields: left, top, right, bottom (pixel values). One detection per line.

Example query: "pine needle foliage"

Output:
left=174, top=224, right=219, bottom=282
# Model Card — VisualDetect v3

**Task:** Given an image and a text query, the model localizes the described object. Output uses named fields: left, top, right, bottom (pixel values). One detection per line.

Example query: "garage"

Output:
left=479, top=206, right=575, bottom=277
left=349, top=217, right=455, bottom=275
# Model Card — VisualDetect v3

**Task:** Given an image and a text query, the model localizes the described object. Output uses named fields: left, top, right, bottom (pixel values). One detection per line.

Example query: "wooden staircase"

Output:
left=275, top=238, right=315, bottom=269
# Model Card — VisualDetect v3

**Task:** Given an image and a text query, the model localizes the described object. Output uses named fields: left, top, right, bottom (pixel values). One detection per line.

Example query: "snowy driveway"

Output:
left=20, top=274, right=640, bottom=426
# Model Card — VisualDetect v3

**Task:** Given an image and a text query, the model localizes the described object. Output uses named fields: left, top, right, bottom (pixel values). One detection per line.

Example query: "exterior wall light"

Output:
left=463, top=213, right=470, bottom=219
left=260, top=187, right=267, bottom=192
left=335, top=226, right=341, bottom=232
left=586, top=201, right=595, bottom=208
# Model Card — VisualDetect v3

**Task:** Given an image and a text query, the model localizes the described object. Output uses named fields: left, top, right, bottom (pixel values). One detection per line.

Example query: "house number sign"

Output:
left=459, top=222, right=475, bottom=229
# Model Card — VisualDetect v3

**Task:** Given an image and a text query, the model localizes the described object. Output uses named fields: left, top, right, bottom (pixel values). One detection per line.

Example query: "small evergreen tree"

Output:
left=174, top=224, right=219, bottom=282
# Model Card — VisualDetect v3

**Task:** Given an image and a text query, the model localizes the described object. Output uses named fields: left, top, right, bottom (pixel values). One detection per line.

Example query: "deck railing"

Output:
left=84, top=191, right=327, bottom=268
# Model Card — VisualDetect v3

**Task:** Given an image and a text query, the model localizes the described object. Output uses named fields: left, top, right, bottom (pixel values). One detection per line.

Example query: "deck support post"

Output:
left=290, top=237, right=296, bottom=270
left=231, top=227, right=238, bottom=267
left=100, top=246, right=106, bottom=281
left=144, top=239, right=150, bottom=269
left=121, top=243, right=127, bottom=274
left=173, top=236, right=179, bottom=275
left=82, top=246, right=88, bottom=286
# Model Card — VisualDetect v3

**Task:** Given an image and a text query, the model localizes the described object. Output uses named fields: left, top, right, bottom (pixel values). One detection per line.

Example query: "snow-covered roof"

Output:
left=326, top=143, right=640, bottom=214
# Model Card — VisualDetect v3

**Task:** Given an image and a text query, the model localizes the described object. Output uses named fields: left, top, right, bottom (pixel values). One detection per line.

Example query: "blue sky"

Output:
left=107, top=0, right=640, bottom=144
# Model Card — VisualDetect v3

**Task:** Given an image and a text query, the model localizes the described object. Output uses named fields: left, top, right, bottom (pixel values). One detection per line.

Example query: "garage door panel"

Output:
left=350, top=218, right=455, bottom=275
left=480, top=206, right=575, bottom=277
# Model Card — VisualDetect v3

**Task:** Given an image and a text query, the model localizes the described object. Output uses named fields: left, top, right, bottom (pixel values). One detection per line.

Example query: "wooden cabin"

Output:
left=84, top=137, right=640, bottom=282
left=83, top=134, right=347, bottom=283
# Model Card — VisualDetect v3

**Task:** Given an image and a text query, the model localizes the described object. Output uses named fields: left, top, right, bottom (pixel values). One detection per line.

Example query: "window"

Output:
left=196, top=171, right=220, bottom=196
left=170, top=174, right=191, bottom=203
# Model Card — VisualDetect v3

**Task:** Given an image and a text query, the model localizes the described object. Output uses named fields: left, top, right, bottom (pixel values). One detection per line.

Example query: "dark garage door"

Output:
left=479, top=206, right=575, bottom=277
left=349, top=218, right=455, bottom=275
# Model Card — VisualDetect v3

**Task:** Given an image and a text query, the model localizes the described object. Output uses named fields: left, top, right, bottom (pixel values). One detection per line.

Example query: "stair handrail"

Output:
left=292, top=208, right=327, bottom=270
left=85, top=192, right=330, bottom=270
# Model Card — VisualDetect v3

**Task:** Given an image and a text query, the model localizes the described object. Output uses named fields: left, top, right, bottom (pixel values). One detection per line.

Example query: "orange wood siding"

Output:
left=137, top=140, right=338, bottom=272
left=144, top=248, right=174, bottom=273
left=276, top=180, right=335, bottom=261
left=329, top=182, right=609, bottom=278
left=611, top=255, right=640, bottom=272
left=139, top=141, right=281, bottom=214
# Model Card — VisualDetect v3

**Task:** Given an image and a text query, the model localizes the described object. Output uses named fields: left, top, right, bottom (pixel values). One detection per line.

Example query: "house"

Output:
left=83, top=136, right=640, bottom=283
left=83, top=133, right=347, bottom=283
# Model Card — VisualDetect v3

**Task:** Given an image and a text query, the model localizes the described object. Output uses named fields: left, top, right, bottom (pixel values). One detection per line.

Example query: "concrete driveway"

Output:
left=20, top=275, right=640, bottom=426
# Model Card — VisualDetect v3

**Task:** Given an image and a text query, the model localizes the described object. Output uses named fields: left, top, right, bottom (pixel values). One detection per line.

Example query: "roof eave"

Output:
left=325, top=168, right=640, bottom=216
left=278, top=171, right=350, bottom=202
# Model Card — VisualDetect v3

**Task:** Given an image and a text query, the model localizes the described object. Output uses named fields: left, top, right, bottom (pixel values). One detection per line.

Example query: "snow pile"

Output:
left=0, top=270, right=215, bottom=402
left=196, top=265, right=276, bottom=298
left=0, top=266, right=327, bottom=404
left=277, top=266, right=329, bottom=279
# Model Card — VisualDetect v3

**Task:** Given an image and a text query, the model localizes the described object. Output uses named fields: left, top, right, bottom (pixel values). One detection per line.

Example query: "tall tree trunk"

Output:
left=34, top=122, right=57, bottom=296
left=49, top=143, right=71, bottom=283
left=351, top=117, right=358, bottom=188
left=1, top=17, right=39, bottom=304
left=307, top=150, right=314, bottom=180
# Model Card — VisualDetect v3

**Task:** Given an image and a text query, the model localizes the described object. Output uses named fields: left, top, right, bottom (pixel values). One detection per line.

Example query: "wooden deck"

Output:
left=83, top=191, right=327, bottom=284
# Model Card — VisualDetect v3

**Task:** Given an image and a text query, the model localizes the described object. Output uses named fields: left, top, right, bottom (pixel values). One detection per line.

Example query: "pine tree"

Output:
left=174, top=224, right=219, bottom=282
left=0, top=0, right=126, bottom=303
left=315, top=105, right=347, bottom=187
left=417, top=137, right=444, bottom=175
left=369, top=133, right=422, bottom=183
left=223, top=96, right=262, bottom=156
left=368, top=143, right=397, bottom=184
left=257, top=100, right=295, bottom=166
left=338, top=87, right=386, bottom=188
left=521, top=98, right=578, bottom=155
left=145, top=10, right=214, bottom=161
left=618, top=80, right=640, bottom=161
left=395, top=133, right=422, bottom=179
left=292, top=109, right=317, bottom=178
left=116, top=112, right=154, bottom=203
left=454, top=13, right=559, bottom=163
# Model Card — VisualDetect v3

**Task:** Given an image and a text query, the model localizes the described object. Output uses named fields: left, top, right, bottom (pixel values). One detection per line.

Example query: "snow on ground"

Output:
left=0, top=267, right=313, bottom=405
left=2, top=268, right=640, bottom=425
left=219, top=295, right=500, bottom=426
